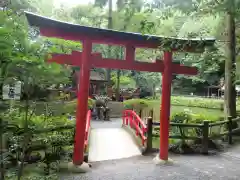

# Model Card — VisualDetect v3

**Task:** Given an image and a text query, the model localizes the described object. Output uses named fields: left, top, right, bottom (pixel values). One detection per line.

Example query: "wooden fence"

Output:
left=131, top=108, right=240, bottom=153
left=145, top=116, right=240, bottom=154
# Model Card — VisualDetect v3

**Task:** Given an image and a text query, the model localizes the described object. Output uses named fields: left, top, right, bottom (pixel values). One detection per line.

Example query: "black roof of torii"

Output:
left=25, top=11, right=215, bottom=52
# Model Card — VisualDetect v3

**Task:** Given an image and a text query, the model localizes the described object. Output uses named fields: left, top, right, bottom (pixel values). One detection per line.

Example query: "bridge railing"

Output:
left=84, top=110, right=91, bottom=151
left=122, top=109, right=147, bottom=146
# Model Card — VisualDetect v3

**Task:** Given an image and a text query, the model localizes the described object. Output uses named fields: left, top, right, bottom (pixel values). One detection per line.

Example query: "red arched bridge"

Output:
left=85, top=109, right=149, bottom=162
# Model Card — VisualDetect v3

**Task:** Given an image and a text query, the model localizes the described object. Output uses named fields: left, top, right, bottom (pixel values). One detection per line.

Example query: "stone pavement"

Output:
left=61, top=152, right=240, bottom=180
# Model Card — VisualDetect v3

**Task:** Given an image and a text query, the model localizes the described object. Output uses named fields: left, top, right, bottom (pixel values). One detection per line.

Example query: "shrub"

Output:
left=171, top=96, right=223, bottom=109
left=2, top=108, right=74, bottom=128
left=32, top=98, right=95, bottom=116
left=65, top=98, right=95, bottom=112
left=144, top=96, right=224, bottom=109
left=170, top=109, right=224, bottom=124
left=171, top=109, right=192, bottom=123
left=151, top=110, right=225, bottom=141
left=123, top=99, right=149, bottom=110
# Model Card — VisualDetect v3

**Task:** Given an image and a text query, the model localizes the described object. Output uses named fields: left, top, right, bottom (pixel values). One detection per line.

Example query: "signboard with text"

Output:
left=2, top=82, right=21, bottom=100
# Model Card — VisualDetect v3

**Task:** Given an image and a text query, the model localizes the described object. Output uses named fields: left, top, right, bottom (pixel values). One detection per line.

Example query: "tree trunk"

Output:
left=116, top=69, right=121, bottom=101
left=152, top=84, right=156, bottom=99
left=224, top=10, right=236, bottom=118
left=0, top=62, right=9, bottom=100
left=115, top=47, right=123, bottom=101
left=106, top=0, right=113, bottom=85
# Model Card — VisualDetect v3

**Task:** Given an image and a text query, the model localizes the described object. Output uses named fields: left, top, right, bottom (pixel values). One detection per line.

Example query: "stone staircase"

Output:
left=107, top=101, right=124, bottom=118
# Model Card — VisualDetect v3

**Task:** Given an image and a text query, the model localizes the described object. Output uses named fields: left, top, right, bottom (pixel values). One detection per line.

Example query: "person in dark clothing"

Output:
left=95, top=99, right=105, bottom=120
left=94, top=98, right=110, bottom=121
left=111, top=94, right=116, bottom=101
left=119, top=94, right=124, bottom=102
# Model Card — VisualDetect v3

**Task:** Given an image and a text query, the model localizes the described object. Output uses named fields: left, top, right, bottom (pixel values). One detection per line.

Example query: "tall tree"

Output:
left=225, top=0, right=237, bottom=117
left=196, top=0, right=239, bottom=117
left=107, top=0, right=113, bottom=85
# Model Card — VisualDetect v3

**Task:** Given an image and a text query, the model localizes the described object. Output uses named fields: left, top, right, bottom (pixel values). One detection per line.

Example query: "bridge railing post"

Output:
left=139, top=108, right=142, bottom=119
left=202, top=120, right=209, bottom=155
left=228, top=116, right=233, bottom=145
left=146, top=116, right=153, bottom=153
left=125, top=111, right=128, bottom=125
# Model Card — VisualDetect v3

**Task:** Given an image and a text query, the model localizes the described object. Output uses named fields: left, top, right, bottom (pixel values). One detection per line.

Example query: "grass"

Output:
left=140, top=100, right=224, bottom=122
left=152, top=137, right=180, bottom=149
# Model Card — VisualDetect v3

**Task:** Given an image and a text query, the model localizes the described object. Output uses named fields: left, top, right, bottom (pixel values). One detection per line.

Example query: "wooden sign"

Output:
left=2, top=82, right=21, bottom=100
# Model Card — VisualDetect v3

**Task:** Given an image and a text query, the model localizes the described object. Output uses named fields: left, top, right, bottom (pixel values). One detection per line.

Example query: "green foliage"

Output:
left=88, top=98, right=95, bottom=108
left=170, top=96, right=223, bottom=109
left=171, top=108, right=222, bottom=123
left=37, top=98, right=95, bottom=116
left=123, top=99, right=149, bottom=110
left=170, top=110, right=199, bottom=139
left=1, top=108, right=74, bottom=128
left=0, top=9, right=82, bottom=101
left=171, top=110, right=192, bottom=123
left=5, top=173, right=59, bottom=180
left=145, top=96, right=224, bottom=109
left=132, top=72, right=162, bottom=92
left=63, top=98, right=95, bottom=114
left=2, top=106, right=75, bottom=179
left=111, top=74, right=136, bottom=89
left=138, top=96, right=225, bottom=122
left=152, top=109, right=225, bottom=149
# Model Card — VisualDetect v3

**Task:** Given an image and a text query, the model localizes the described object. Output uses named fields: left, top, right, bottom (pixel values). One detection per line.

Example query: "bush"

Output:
left=171, top=96, right=223, bottom=109
left=145, top=96, right=224, bottom=109
left=171, top=110, right=192, bottom=123
left=32, top=98, right=95, bottom=116
left=2, top=108, right=74, bottom=128
left=153, top=109, right=225, bottom=142
left=171, top=109, right=224, bottom=124
left=123, top=99, right=149, bottom=110
left=152, top=109, right=226, bottom=154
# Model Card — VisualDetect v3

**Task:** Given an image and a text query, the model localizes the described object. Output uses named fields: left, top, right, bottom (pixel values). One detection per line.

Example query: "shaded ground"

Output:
left=61, top=152, right=240, bottom=180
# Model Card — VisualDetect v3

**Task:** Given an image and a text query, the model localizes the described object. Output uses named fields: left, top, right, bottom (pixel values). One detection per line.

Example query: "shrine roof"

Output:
left=25, top=12, right=215, bottom=52
left=73, top=68, right=107, bottom=81
left=89, top=71, right=107, bottom=82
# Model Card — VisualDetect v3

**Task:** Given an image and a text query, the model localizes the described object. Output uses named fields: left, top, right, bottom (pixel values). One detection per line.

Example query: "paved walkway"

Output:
left=62, top=152, right=240, bottom=180
left=88, top=119, right=141, bottom=162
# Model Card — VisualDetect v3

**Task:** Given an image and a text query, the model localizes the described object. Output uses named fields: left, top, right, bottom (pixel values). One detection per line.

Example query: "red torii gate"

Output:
left=25, top=12, right=215, bottom=166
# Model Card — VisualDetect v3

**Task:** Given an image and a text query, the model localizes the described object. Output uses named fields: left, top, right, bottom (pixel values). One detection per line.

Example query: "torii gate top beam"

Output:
left=25, top=12, right=215, bottom=52
left=48, top=51, right=198, bottom=75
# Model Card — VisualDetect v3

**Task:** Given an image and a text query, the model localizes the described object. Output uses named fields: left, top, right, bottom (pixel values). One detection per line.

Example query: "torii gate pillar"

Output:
left=73, top=40, right=92, bottom=165
left=159, top=51, right=172, bottom=161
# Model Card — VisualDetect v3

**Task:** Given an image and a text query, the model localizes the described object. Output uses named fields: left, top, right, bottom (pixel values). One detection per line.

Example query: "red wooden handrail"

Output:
left=84, top=110, right=91, bottom=151
left=122, top=109, right=147, bottom=146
